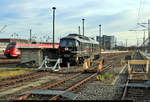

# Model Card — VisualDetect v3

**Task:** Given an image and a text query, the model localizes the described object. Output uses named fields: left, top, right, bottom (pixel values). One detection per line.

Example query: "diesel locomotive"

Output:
left=59, top=34, right=100, bottom=64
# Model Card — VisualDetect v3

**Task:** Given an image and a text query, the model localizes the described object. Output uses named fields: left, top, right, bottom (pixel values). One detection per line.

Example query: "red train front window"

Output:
left=6, top=42, right=16, bottom=50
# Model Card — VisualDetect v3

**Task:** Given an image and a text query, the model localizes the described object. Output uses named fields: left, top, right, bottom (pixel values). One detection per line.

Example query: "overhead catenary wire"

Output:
left=129, top=0, right=145, bottom=35
left=0, top=25, right=7, bottom=33
left=133, top=0, right=146, bottom=46
left=137, top=0, right=145, bottom=24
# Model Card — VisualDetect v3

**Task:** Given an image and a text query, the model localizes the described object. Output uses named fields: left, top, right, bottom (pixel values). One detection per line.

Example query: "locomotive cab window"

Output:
left=60, top=39, right=76, bottom=47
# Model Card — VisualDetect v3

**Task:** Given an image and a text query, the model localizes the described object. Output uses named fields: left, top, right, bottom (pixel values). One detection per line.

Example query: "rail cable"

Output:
left=137, top=0, right=145, bottom=24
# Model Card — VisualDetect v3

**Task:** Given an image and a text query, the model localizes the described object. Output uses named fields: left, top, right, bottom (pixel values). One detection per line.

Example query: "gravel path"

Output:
left=76, top=84, right=117, bottom=100
left=75, top=65, right=128, bottom=100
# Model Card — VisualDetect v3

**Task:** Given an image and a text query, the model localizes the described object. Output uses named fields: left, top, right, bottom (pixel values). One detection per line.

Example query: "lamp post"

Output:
left=126, top=39, right=128, bottom=51
left=148, top=19, right=150, bottom=53
left=99, top=25, right=101, bottom=57
left=30, top=29, right=32, bottom=43
left=52, top=7, right=56, bottom=48
left=143, top=29, right=146, bottom=52
left=78, top=26, right=81, bottom=35
left=82, top=18, right=85, bottom=36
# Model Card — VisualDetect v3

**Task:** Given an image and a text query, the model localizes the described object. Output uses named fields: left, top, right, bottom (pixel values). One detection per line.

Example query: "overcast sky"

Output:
left=0, top=0, right=150, bottom=46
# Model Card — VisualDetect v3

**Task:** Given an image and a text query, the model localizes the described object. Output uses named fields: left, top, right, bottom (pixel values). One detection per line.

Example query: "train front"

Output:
left=59, top=38, right=79, bottom=64
left=4, top=42, right=19, bottom=58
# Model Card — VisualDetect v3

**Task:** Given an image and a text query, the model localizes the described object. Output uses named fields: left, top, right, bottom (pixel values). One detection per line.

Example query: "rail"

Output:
left=121, top=51, right=150, bottom=100
left=12, top=51, right=130, bottom=100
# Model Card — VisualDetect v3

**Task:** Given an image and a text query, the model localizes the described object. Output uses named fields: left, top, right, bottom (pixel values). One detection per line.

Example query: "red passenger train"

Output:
left=4, top=42, right=59, bottom=58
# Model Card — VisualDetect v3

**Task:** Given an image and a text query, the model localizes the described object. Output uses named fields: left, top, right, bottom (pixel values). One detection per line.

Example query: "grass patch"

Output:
left=96, top=72, right=115, bottom=81
left=0, top=67, right=21, bottom=71
left=0, top=70, right=30, bottom=79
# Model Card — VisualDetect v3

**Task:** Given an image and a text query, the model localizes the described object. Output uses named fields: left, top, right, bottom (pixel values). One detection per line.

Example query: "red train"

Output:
left=4, top=42, right=59, bottom=58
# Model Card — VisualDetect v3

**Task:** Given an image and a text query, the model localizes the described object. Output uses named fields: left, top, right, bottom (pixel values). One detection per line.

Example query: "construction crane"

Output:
left=0, top=25, right=7, bottom=33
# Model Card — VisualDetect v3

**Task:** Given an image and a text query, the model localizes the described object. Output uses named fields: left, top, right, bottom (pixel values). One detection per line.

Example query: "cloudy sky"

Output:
left=0, top=0, right=150, bottom=46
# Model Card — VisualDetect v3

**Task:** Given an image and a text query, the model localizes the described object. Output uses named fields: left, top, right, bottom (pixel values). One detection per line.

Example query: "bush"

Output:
left=96, top=72, right=114, bottom=81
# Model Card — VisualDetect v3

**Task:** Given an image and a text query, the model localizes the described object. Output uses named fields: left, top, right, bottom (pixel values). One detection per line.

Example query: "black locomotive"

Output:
left=59, top=34, right=100, bottom=64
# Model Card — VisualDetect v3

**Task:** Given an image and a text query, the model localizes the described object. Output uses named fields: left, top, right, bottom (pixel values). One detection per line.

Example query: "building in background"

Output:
left=96, top=35, right=116, bottom=50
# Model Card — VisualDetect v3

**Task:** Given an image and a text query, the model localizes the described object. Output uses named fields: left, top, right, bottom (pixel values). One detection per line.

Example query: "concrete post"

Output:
left=147, top=19, right=150, bottom=53
left=143, top=30, right=146, bottom=52
left=82, top=18, right=85, bottom=36
left=30, top=29, right=32, bottom=43
left=99, top=25, right=101, bottom=57
left=67, top=62, right=70, bottom=73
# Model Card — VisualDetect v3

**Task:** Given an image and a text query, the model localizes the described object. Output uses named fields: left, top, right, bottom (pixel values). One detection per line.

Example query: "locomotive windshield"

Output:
left=60, top=39, right=76, bottom=47
left=6, top=42, right=16, bottom=49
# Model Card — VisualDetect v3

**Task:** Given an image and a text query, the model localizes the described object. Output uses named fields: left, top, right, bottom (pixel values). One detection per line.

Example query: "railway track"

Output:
left=0, top=58, right=20, bottom=68
left=14, top=53, right=126, bottom=100
left=0, top=51, right=130, bottom=100
left=49, top=73, right=97, bottom=100
left=0, top=71, right=50, bottom=88
left=121, top=51, right=150, bottom=101
left=0, top=58, right=20, bottom=64
left=14, top=73, right=99, bottom=100
left=121, top=80, right=150, bottom=101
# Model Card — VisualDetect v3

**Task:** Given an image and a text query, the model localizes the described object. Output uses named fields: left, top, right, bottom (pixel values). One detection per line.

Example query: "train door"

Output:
left=15, top=44, right=21, bottom=56
left=76, top=40, right=80, bottom=53
left=80, top=42, right=83, bottom=54
left=92, top=44, right=94, bottom=52
left=89, top=43, right=92, bottom=57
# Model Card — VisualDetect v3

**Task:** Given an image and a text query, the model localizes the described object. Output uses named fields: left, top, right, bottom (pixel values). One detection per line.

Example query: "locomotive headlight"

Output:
left=75, top=57, right=78, bottom=62
left=65, top=48, right=68, bottom=51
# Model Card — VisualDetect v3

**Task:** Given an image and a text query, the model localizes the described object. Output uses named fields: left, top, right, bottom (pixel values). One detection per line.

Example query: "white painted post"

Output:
left=67, top=62, right=70, bottom=73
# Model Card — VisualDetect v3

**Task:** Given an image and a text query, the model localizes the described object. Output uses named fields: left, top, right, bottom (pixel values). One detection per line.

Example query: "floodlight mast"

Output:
left=99, top=24, right=101, bottom=57
left=82, top=18, right=85, bottom=36
left=52, top=7, right=56, bottom=48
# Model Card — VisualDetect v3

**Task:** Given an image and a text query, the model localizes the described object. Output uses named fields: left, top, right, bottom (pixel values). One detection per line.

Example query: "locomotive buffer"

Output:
left=38, top=56, right=62, bottom=72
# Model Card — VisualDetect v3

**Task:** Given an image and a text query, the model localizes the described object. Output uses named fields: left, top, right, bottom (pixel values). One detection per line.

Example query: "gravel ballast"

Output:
left=75, top=65, right=128, bottom=100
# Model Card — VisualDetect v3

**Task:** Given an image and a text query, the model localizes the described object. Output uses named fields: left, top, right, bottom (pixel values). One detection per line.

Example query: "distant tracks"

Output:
left=15, top=56, right=122, bottom=100
left=0, top=72, right=49, bottom=87
left=0, top=58, right=20, bottom=64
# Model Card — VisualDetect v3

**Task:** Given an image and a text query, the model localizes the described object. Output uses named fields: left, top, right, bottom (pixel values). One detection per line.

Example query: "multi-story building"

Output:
left=96, top=35, right=116, bottom=50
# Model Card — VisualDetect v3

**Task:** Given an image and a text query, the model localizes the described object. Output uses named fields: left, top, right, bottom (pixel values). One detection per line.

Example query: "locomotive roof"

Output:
left=60, top=34, right=99, bottom=44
